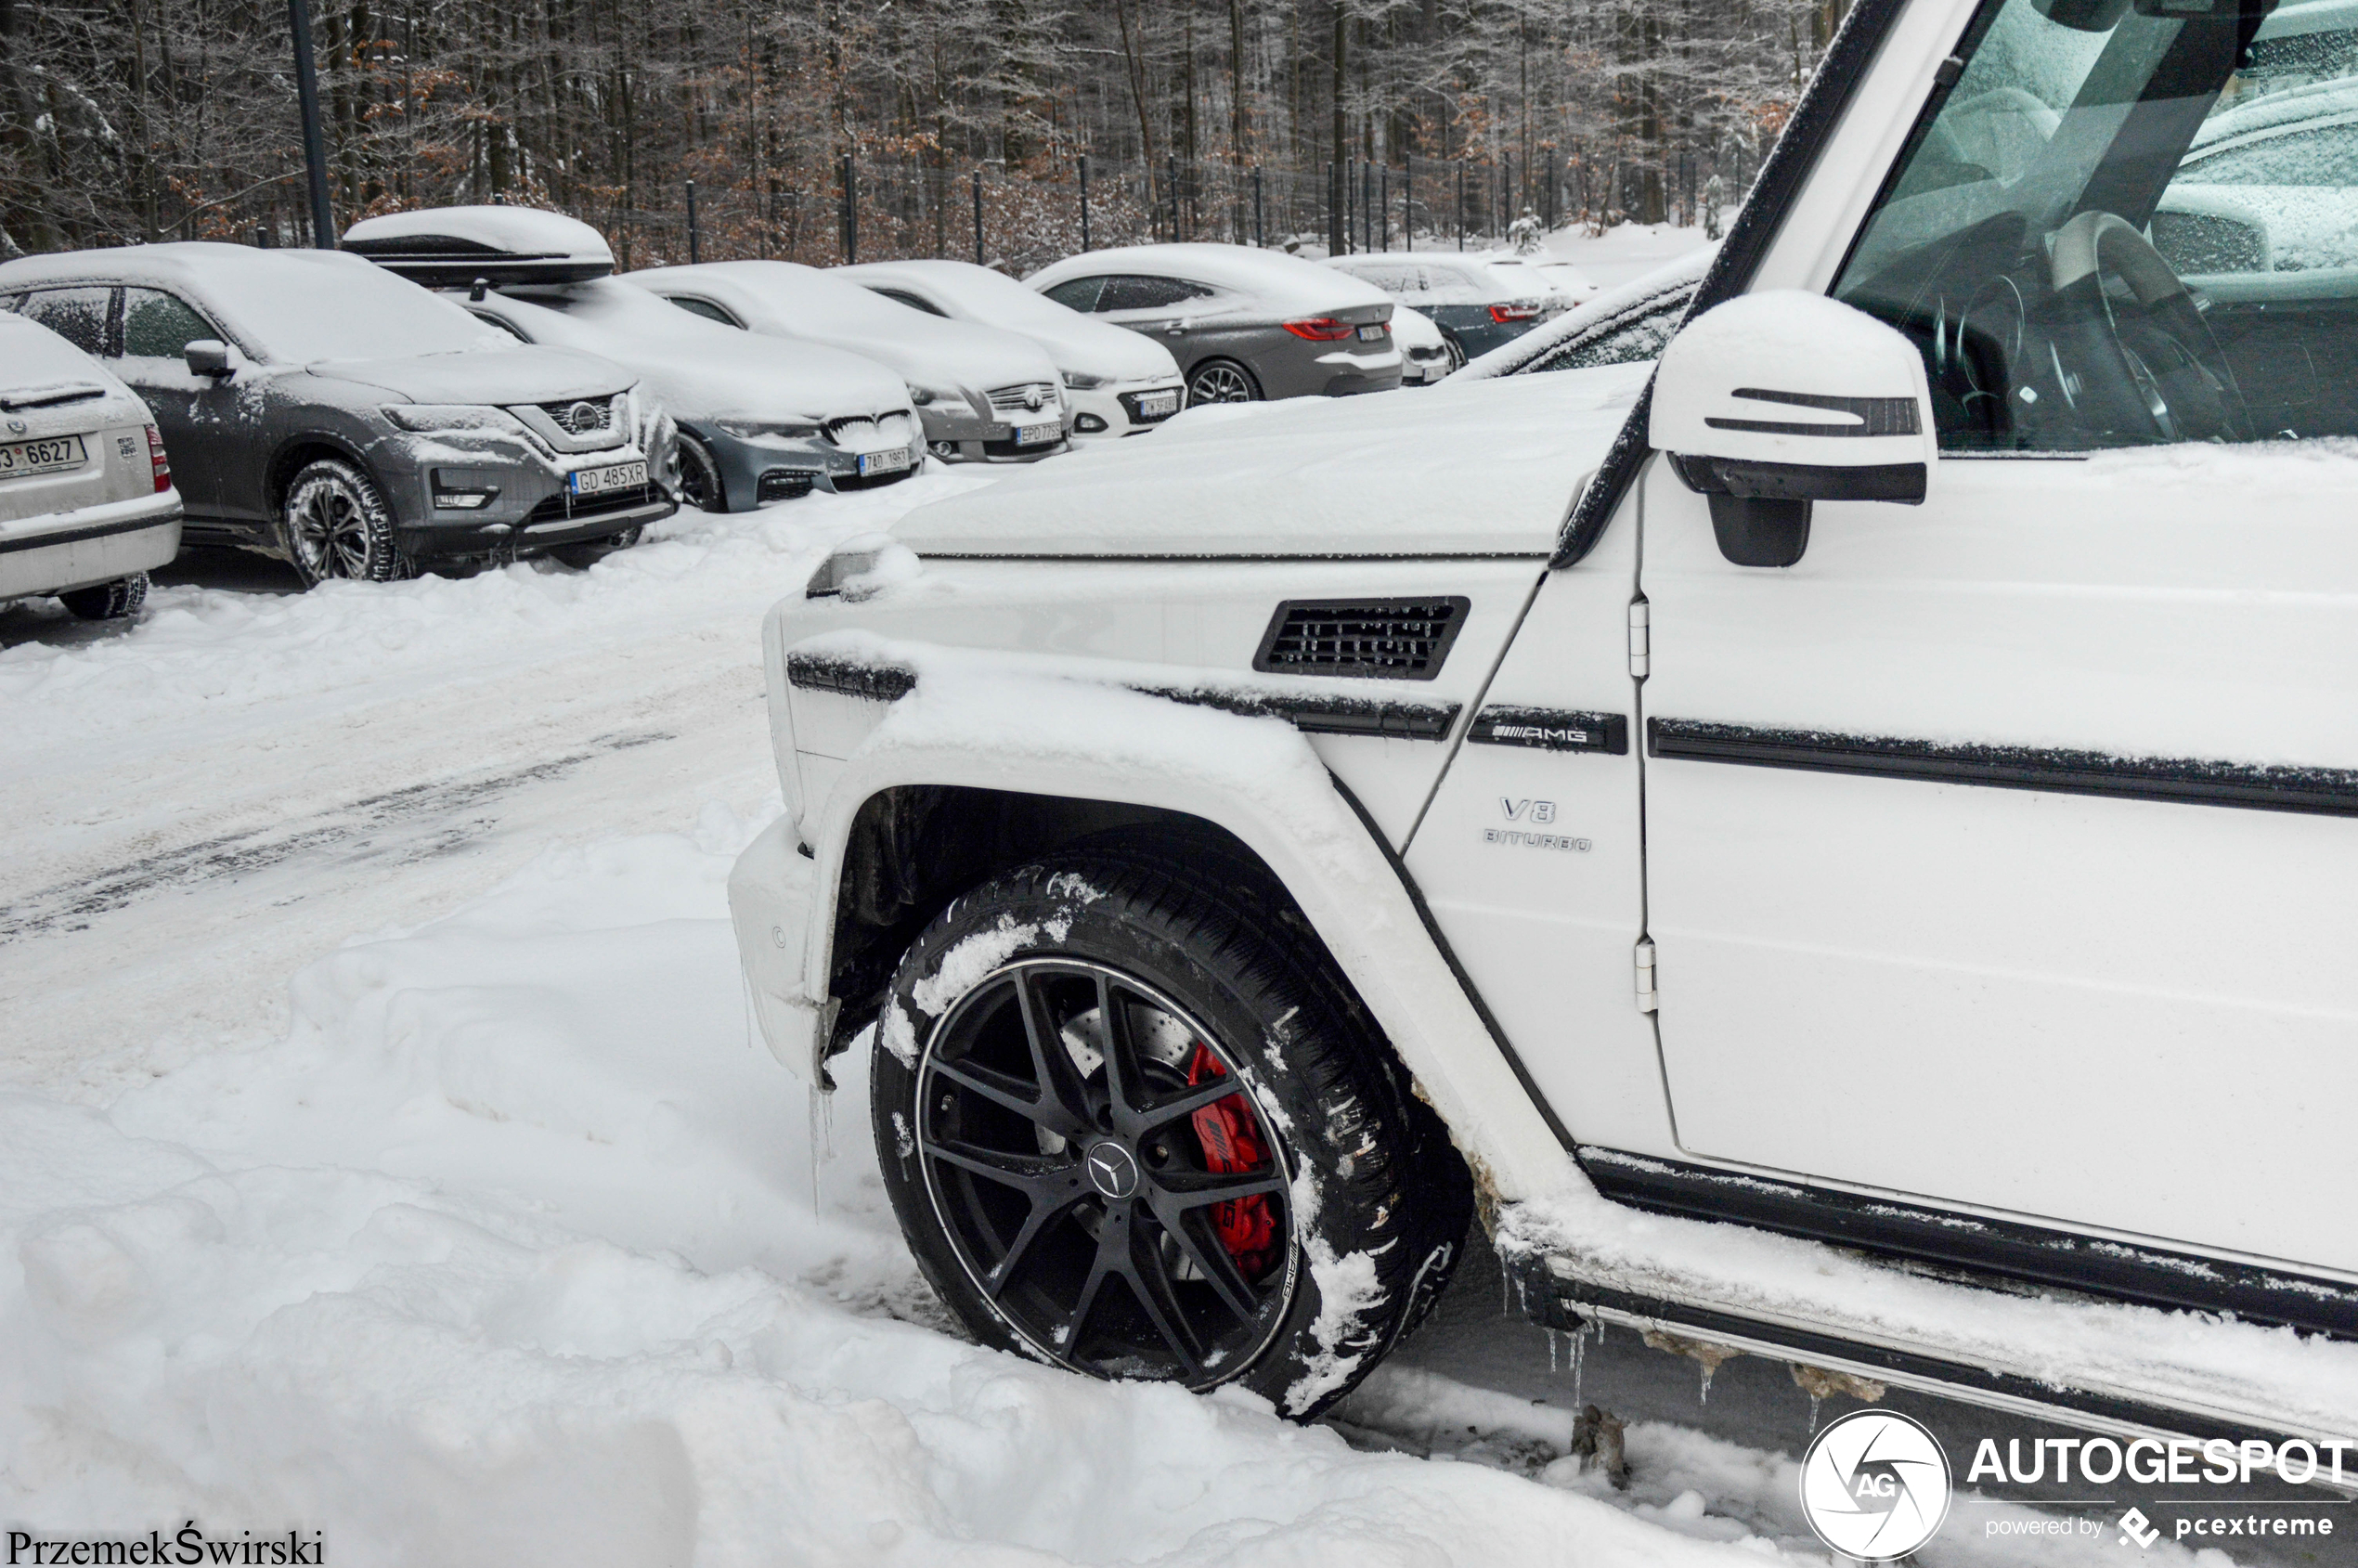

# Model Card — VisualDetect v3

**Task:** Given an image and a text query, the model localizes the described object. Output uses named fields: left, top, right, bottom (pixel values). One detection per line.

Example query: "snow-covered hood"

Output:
left=315, top=343, right=630, bottom=405
left=1028, top=243, right=1394, bottom=320
left=485, top=282, right=912, bottom=422
left=892, top=362, right=1650, bottom=558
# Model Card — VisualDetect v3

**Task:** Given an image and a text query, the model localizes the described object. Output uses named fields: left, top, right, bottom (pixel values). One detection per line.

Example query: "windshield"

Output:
left=214, top=256, right=503, bottom=362
left=1828, top=0, right=2358, bottom=450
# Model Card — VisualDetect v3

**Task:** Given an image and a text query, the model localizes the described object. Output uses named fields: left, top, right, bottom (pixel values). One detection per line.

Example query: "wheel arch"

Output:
left=266, top=432, right=382, bottom=514
left=758, top=735, right=1576, bottom=1204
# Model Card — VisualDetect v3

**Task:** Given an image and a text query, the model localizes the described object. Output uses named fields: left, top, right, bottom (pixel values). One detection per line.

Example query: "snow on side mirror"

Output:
left=1650, top=291, right=1934, bottom=567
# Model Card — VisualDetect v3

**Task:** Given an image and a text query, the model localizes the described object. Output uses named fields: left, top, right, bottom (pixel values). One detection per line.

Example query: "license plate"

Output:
left=858, top=447, right=912, bottom=477
left=0, top=434, right=88, bottom=480
left=1357, top=324, right=1389, bottom=341
left=1135, top=391, right=1179, bottom=420
left=1014, top=421, right=1063, bottom=447
left=569, top=460, right=646, bottom=496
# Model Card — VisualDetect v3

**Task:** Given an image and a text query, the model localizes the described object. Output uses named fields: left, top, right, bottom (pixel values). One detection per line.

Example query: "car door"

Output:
left=1637, top=0, right=2358, bottom=1276
left=114, top=286, right=245, bottom=517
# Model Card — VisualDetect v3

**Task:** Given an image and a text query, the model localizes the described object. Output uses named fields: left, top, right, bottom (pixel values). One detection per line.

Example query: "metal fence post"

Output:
left=1457, top=160, right=1466, bottom=251
left=686, top=179, right=700, bottom=264
left=840, top=152, right=856, bottom=264
left=1079, top=153, right=1092, bottom=251
left=973, top=169, right=984, bottom=264
left=1252, top=166, right=1263, bottom=246
left=286, top=0, right=336, bottom=246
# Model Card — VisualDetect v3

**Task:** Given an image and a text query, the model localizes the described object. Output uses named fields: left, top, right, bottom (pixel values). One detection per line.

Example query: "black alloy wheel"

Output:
left=1185, top=359, right=1261, bottom=404
left=915, top=957, right=1296, bottom=1386
left=281, top=457, right=407, bottom=586
left=872, top=836, right=1473, bottom=1417
left=677, top=434, right=727, bottom=512
left=1441, top=331, right=1469, bottom=373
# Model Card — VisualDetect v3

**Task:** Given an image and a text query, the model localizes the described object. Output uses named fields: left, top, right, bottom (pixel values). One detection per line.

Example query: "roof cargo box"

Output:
left=342, top=205, right=613, bottom=287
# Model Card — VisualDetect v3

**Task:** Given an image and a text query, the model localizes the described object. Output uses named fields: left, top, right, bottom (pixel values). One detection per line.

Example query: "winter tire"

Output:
left=281, top=458, right=407, bottom=586
left=1185, top=358, right=1262, bottom=405
left=58, top=572, right=148, bottom=621
left=677, top=434, right=727, bottom=512
left=1441, top=332, right=1469, bottom=373
left=872, top=837, right=1472, bottom=1418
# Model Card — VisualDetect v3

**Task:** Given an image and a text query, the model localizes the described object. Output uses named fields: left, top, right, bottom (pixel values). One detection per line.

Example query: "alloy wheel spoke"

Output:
left=1133, top=1074, right=1248, bottom=1134
left=1095, top=974, right=1147, bottom=1131
left=1059, top=1209, right=1128, bottom=1351
left=1147, top=1192, right=1263, bottom=1322
left=1154, top=1166, right=1287, bottom=1208
left=982, top=1185, right=1093, bottom=1301
left=1121, top=1216, right=1205, bottom=1377
left=931, top=1055, right=1057, bottom=1128
left=926, top=1135, right=1074, bottom=1198
left=1013, top=971, right=1094, bottom=1134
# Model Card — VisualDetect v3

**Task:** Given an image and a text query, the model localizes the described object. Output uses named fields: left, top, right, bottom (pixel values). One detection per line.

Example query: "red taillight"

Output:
left=1282, top=317, right=1357, bottom=341
left=146, top=424, right=171, bottom=493
left=1489, top=304, right=1541, bottom=323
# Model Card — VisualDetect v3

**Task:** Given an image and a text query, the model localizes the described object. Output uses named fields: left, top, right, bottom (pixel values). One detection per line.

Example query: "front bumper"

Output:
left=1069, top=382, right=1186, bottom=438
left=706, top=429, right=922, bottom=507
left=378, top=429, right=677, bottom=562
left=917, top=397, right=1069, bottom=463
left=0, top=488, right=183, bottom=599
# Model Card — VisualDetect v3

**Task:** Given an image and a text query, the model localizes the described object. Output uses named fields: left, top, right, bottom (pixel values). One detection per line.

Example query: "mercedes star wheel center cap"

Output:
left=1084, top=1141, right=1140, bottom=1199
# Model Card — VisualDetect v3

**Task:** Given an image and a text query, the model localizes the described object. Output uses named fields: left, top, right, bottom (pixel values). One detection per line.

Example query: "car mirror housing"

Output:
left=184, top=338, right=237, bottom=379
left=1650, top=291, right=1935, bottom=567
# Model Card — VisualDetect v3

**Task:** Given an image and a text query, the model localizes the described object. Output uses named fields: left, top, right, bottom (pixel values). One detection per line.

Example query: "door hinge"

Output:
left=1627, top=600, right=1651, bottom=679
left=1634, top=938, right=1658, bottom=1013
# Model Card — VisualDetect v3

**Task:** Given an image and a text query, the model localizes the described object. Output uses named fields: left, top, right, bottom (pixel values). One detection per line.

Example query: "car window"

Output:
left=1096, top=275, right=1215, bottom=311
left=1520, top=294, right=1690, bottom=374
left=1837, top=0, right=2358, bottom=447
left=1041, top=277, right=1107, bottom=311
left=873, top=287, right=949, bottom=317
left=18, top=287, right=113, bottom=356
left=473, top=310, right=531, bottom=342
left=121, top=288, right=222, bottom=358
left=667, top=295, right=741, bottom=327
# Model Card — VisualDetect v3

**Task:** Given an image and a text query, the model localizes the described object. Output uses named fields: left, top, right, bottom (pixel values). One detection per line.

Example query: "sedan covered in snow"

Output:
left=1325, top=253, right=1566, bottom=369
left=1027, top=243, right=1400, bottom=404
left=626, top=261, right=1069, bottom=464
left=835, top=259, right=1185, bottom=439
left=0, top=244, right=674, bottom=583
left=345, top=207, right=923, bottom=511
left=0, top=310, right=182, bottom=620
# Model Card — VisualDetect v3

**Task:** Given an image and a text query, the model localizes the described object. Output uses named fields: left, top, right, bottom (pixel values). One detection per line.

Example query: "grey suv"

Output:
left=0, top=244, right=675, bottom=583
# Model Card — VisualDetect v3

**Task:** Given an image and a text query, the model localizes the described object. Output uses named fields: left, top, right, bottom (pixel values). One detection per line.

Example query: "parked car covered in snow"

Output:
left=1387, top=305, right=1455, bottom=385
left=0, top=244, right=673, bottom=582
left=346, top=208, right=923, bottom=511
left=1325, top=253, right=1565, bottom=369
left=1027, top=243, right=1400, bottom=404
left=0, top=310, right=181, bottom=620
left=835, top=259, right=1186, bottom=439
left=723, top=0, right=2358, bottom=1460
left=626, top=261, right=1068, bottom=464
left=1452, top=247, right=1712, bottom=382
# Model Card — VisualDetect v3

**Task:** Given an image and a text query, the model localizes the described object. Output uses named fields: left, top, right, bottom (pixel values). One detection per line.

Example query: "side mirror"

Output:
left=184, top=339, right=236, bottom=379
left=1651, top=292, right=1935, bottom=566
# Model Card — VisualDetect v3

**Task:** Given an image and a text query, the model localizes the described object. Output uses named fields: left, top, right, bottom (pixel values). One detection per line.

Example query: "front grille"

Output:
left=985, top=381, right=1059, bottom=417
left=1118, top=388, right=1183, bottom=423
left=1252, top=597, right=1471, bottom=681
left=525, top=482, right=660, bottom=525
left=758, top=470, right=817, bottom=502
left=539, top=396, right=622, bottom=436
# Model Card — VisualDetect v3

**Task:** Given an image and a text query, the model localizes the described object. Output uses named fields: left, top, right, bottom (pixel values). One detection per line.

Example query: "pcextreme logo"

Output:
left=1798, top=1409, right=1953, bottom=1562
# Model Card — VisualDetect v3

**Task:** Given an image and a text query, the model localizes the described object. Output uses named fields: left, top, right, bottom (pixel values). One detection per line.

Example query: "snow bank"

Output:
left=1, top=808, right=1812, bottom=1568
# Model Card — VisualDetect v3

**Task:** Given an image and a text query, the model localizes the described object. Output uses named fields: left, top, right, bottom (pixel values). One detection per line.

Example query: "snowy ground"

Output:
left=0, top=344, right=2336, bottom=1562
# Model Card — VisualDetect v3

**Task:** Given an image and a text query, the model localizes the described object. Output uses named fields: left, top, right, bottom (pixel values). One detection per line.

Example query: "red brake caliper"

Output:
left=1185, top=1043, right=1278, bottom=1278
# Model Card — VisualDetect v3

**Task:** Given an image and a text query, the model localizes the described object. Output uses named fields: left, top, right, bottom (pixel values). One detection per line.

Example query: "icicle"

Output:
left=807, top=1081, right=825, bottom=1209
left=1548, top=1328, right=1560, bottom=1374
left=1698, top=1359, right=1716, bottom=1405
left=1570, top=1321, right=1590, bottom=1409
left=1807, top=1392, right=1824, bottom=1431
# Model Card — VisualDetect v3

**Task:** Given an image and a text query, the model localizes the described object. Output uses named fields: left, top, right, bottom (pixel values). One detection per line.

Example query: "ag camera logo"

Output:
left=1799, top=1409, right=1952, bottom=1561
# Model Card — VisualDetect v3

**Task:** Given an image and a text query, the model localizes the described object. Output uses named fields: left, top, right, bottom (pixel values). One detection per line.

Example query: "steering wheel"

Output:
left=2046, top=210, right=2249, bottom=444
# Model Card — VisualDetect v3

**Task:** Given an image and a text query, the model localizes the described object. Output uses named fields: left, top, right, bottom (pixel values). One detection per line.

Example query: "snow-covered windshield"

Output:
left=212, top=256, right=501, bottom=363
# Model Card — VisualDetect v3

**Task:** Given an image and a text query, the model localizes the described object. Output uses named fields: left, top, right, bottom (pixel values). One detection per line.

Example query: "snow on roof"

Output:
left=1452, top=245, right=1714, bottom=382
left=345, top=205, right=613, bottom=265
left=890, top=365, right=1647, bottom=559
left=1026, top=242, right=1392, bottom=314
left=833, top=259, right=1178, bottom=382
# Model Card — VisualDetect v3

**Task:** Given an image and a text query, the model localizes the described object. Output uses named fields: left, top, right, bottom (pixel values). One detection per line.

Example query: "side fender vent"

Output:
left=1252, top=597, right=1471, bottom=681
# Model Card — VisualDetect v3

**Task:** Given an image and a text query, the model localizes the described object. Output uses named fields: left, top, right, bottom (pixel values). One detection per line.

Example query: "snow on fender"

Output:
left=727, top=814, right=828, bottom=1078
left=1649, top=289, right=1936, bottom=486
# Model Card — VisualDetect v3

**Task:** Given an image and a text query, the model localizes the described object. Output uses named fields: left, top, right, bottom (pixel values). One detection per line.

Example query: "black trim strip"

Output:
left=1323, top=773, right=1578, bottom=1151
left=1550, top=0, right=1911, bottom=570
left=1578, top=1146, right=2357, bottom=1341
left=1705, top=387, right=1922, bottom=438
left=784, top=651, right=1460, bottom=741
left=1648, top=718, right=2358, bottom=817
left=1469, top=706, right=1629, bottom=756
left=0, top=509, right=178, bottom=556
left=1503, top=1252, right=2336, bottom=1449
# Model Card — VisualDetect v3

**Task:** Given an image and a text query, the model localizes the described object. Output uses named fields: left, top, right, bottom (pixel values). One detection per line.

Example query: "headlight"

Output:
left=383, top=405, right=523, bottom=434
left=716, top=418, right=823, bottom=439
left=1061, top=369, right=1111, bottom=391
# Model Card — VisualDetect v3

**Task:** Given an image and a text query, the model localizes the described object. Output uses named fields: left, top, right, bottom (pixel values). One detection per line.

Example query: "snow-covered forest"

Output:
left=3, top=0, right=1832, bottom=269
